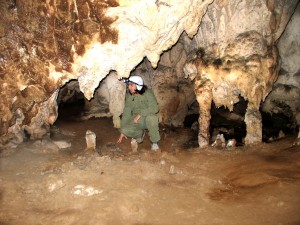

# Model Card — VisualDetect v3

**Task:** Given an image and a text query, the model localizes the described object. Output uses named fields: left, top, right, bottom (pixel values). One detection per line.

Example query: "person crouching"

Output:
left=117, top=75, right=160, bottom=152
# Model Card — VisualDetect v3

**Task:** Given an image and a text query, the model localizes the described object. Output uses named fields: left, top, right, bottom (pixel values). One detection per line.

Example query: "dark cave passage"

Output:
left=183, top=99, right=299, bottom=145
left=262, top=112, right=298, bottom=142
left=183, top=99, right=248, bottom=146
left=210, top=100, right=247, bottom=145
left=56, top=81, right=86, bottom=121
left=57, top=95, right=85, bottom=121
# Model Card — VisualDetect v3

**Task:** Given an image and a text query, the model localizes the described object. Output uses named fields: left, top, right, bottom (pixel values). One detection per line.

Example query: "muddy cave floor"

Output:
left=1, top=116, right=300, bottom=225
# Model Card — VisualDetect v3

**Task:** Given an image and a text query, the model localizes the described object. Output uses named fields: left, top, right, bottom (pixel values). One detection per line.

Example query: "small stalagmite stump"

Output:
left=226, top=139, right=237, bottom=148
left=85, top=130, right=96, bottom=153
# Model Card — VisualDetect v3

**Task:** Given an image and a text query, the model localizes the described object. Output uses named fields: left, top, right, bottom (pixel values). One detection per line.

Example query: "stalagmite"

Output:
left=85, top=130, right=96, bottom=153
left=184, top=41, right=279, bottom=148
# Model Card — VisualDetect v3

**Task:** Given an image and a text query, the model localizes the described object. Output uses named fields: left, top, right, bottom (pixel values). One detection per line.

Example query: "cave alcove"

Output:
left=184, top=93, right=299, bottom=146
left=261, top=111, right=298, bottom=142
left=56, top=81, right=85, bottom=121
left=183, top=97, right=248, bottom=146
left=209, top=99, right=247, bottom=146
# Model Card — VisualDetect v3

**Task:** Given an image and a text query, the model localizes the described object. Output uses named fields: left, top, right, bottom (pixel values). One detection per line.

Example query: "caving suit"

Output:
left=120, top=89, right=160, bottom=143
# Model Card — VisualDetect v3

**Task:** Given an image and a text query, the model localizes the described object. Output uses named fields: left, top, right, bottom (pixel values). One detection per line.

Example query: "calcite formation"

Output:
left=262, top=2, right=300, bottom=140
left=0, top=0, right=213, bottom=144
left=184, top=41, right=279, bottom=147
left=71, top=0, right=214, bottom=100
left=85, top=130, right=96, bottom=152
left=82, top=72, right=125, bottom=128
left=0, top=0, right=299, bottom=148
left=129, top=0, right=299, bottom=147
left=181, top=0, right=299, bottom=147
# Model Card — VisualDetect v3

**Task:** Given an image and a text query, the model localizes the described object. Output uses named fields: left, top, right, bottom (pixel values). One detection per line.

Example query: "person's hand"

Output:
left=117, top=133, right=127, bottom=143
left=133, top=114, right=141, bottom=124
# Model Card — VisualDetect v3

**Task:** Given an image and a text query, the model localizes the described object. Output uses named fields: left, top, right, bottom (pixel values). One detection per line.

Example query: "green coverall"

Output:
left=120, top=89, right=160, bottom=143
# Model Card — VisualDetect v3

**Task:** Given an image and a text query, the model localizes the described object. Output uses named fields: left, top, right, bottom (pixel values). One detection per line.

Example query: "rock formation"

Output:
left=82, top=72, right=125, bottom=128
left=0, top=0, right=212, bottom=144
left=262, top=2, right=300, bottom=140
left=184, top=43, right=279, bottom=147
left=0, top=0, right=299, bottom=148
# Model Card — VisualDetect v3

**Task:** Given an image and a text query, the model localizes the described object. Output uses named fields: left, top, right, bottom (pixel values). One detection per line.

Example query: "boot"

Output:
left=151, top=142, right=159, bottom=151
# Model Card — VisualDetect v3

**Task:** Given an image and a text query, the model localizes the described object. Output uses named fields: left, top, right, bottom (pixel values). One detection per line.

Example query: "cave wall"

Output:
left=180, top=0, right=299, bottom=147
left=129, top=0, right=299, bottom=144
left=262, top=2, right=300, bottom=133
left=0, top=0, right=299, bottom=146
left=132, top=41, right=196, bottom=127
left=0, top=0, right=107, bottom=142
left=0, top=0, right=213, bottom=144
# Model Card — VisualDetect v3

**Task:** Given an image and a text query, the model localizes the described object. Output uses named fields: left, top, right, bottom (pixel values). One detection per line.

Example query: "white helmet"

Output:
left=127, top=75, right=144, bottom=91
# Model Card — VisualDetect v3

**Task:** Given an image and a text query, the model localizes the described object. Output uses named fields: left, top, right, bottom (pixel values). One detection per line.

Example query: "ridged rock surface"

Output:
left=262, top=2, right=300, bottom=138
left=0, top=0, right=299, bottom=147
left=0, top=0, right=212, bottom=144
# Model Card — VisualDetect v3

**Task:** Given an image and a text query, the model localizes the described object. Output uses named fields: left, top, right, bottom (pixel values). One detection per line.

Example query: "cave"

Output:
left=57, top=81, right=85, bottom=120
left=1, top=1, right=300, bottom=224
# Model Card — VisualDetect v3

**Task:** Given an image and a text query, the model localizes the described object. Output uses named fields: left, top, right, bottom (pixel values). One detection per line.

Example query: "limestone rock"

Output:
left=72, top=0, right=213, bottom=100
left=23, top=90, right=59, bottom=140
left=53, top=140, right=72, bottom=149
left=80, top=72, right=125, bottom=128
left=85, top=130, right=96, bottom=153
left=184, top=37, right=279, bottom=147
left=227, top=139, right=237, bottom=148
left=7, top=108, right=25, bottom=144
left=72, top=185, right=103, bottom=197
left=0, top=0, right=299, bottom=147
left=262, top=3, right=300, bottom=129
left=211, top=134, right=226, bottom=148
left=181, top=0, right=298, bottom=148
left=0, top=0, right=213, bottom=143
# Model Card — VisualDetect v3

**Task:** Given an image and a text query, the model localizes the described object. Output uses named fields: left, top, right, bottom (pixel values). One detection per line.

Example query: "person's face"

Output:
left=128, top=82, right=137, bottom=94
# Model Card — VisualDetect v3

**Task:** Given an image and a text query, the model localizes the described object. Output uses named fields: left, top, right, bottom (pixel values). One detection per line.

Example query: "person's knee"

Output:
left=145, top=115, right=159, bottom=127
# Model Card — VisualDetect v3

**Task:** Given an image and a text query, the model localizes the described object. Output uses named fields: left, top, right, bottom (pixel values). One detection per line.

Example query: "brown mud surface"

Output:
left=0, top=116, right=300, bottom=225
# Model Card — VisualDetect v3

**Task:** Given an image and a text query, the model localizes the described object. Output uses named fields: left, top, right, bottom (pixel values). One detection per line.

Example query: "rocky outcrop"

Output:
left=81, top=72, right=126, bottom=128
left=184, top=43, right=279, bottom=147
left=70, top=0, right=214, bottom=100
left=0, top=0, right=299, bottom=148
left=0, top=0, right=213, bottom=143
left=182, top=0, right=298, bottom=148
left=262, top=2, right=300, bottom=142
